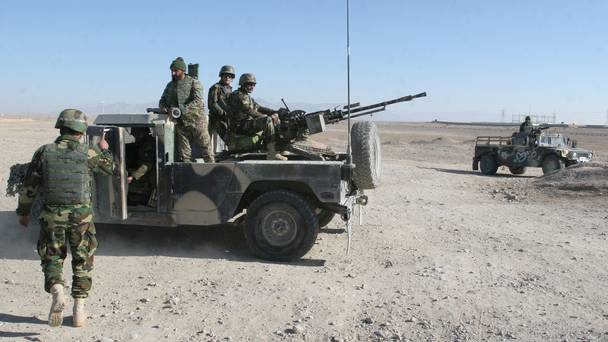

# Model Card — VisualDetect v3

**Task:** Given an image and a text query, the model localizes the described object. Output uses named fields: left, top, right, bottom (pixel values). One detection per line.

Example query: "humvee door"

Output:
left=87, top=126, right=127, bottom=220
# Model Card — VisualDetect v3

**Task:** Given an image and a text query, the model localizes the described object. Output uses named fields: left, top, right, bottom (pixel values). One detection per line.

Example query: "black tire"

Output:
left=542, top=154, right=565, bottom=174
left=244, top=190, right=319, bottom=261
left=315, top=208, right=336, bottom=228
left=480, top=154, right=498, bottom=175
left=351, top=121, right=382, bottom=189
left=509, top=166, right=526, bottom=175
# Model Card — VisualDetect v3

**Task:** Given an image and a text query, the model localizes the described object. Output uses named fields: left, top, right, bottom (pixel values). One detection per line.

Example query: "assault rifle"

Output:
left=277, top=92, right=427, bottom=142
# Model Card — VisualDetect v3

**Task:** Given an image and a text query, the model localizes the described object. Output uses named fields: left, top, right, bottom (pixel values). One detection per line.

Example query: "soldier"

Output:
left=16, top=109, right=114, bottom=327
left=127, top=127, right=156, bottom=206
left=227, top=73, right=287, bottom=160
left=159, top=57, right=214, bottom=163
left=519, top=115, right=533, bottom=133
left=208, top=65, right=235, bottom=144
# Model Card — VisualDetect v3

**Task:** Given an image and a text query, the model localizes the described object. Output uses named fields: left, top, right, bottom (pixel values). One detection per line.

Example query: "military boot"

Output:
left=48, top=284, right=66, bottom=327
left=73, top=298, right=86, bottom=327
left=266, top=143, right=287, bottom=160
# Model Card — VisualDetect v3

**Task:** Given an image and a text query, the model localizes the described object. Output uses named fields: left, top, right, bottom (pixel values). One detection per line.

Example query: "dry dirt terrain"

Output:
left=0, top=118, right=607, bottom=342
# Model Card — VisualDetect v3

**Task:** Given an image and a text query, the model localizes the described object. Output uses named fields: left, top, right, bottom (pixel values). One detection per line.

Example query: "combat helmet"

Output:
left=219, top=65, right=235, bottom=77
left=239, top=73, right=256, bottom=86
left=55, top=109, right=88, bottom=133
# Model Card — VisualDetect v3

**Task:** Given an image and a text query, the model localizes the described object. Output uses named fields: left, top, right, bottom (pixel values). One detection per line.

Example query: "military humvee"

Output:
left=473, top=126, right=593, bottom=175
left=86, top=113, right=380, bottom=261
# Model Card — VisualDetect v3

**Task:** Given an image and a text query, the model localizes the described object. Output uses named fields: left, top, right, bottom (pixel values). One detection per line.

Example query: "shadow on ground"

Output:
left=420, top=166, right=536, bottom=178
left=0, top=211, right=326, bottom=267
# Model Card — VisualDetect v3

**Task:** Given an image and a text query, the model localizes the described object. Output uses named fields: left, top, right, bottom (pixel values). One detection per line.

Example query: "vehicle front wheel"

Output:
left=244, top=190, right=319, bottom=261
left=509, top=166, right=526, bottom=175
left=480, top=154, right=498, bottom=175
left=542, top=154, right=565, bottom=174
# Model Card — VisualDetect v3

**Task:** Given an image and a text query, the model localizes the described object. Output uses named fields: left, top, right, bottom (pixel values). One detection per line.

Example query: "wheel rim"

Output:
left=261, top=209, right=298, bottom=247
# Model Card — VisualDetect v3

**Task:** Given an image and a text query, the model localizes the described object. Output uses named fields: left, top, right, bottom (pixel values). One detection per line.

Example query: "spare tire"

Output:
left=351, top=121, right=382, bottom=189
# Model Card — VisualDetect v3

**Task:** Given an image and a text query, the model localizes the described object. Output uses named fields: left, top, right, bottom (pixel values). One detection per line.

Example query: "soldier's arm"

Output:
left=16, top=147, right=44, bottom=216
left=253, top=98, right=276, bottom=116
left=88, top=146, right=115, bottom=176
left=208, top=86, right=225, bottom=117
left=184, top=79, right=204, bottom=114
left=159, top=82, right=171, bottom=109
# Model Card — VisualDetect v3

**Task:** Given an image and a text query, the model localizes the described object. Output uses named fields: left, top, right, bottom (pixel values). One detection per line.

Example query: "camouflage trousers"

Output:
left=37, top=205, right=98, bottom=298
left=176, top=116, right=214, bottom=162
left=239, top=116, right=277, bottom=144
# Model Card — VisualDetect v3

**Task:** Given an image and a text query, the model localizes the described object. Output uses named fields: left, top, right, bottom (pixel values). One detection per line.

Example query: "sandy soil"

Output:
left=1, top=118, right=607, bottom=341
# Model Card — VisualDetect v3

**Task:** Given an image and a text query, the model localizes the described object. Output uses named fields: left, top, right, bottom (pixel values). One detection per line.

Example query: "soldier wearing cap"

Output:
left=208, top=65, right=235, bottom=143
left=520, top=115, right=533, bottom=134
left=227, top=73, right=287, bottom=160
left=159, top=57, right=214, bottom=163
left=16, top=109, right=114, bottom=327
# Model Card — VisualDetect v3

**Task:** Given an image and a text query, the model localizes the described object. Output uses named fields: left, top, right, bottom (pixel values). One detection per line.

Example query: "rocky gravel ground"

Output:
left=1, top=119, right=607, bottom=341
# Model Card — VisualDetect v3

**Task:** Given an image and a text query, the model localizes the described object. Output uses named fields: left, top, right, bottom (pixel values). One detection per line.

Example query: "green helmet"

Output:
left=54, top=109, right=88, bottom=133
left=170, top=57, right=187, bottom=71
left=219, top=65, right=235, bottom=77
left=239, top=73, right=256, bottom=86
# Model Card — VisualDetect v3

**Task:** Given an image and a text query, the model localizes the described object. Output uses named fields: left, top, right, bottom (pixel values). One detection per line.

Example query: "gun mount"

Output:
left=277, top=92, right=427, bottom=142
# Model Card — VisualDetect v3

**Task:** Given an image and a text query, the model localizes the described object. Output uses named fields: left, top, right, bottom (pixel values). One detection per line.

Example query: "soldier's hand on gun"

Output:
left=99, top=131, right=109, bottom=150
left=271, top=113, right=280, bottom=125
left=128, top=176, right=134, bottom=184
left=17, top=215, right=30, bottom=227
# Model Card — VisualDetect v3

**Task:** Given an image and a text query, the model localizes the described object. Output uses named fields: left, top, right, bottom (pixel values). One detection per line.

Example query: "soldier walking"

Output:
left=16, top=109, right=114, bottom=327
left=227, top=73, right=287, bottom=160
left=208, top=65, right=235, bottom=149
left=159, top=57, right=214, bottom=163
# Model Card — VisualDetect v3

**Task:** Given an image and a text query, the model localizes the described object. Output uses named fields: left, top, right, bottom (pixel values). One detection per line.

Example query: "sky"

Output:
left=0, top=0, right=606, bottom=124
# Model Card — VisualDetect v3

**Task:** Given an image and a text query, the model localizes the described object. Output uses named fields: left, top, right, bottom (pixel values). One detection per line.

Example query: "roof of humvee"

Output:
left=94, top=114, right=169, bottom=126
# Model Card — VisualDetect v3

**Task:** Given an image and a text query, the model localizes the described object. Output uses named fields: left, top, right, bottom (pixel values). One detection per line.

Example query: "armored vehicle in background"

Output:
left=473, top=125, right=594, bottom=175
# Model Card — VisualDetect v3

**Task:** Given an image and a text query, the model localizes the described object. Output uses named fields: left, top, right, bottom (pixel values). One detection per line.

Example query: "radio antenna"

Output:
left=346, top=0, right=352, bottom=163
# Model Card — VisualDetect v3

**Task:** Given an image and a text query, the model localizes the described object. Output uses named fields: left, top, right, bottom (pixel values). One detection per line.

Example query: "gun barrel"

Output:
left=349, top=92, right=427, bottom=114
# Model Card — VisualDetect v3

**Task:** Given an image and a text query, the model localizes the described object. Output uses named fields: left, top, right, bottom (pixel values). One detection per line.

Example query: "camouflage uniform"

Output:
left=16, top=135, right=114, bottom=298
left=159, top=74, right=213, bottom=163
left=227, top=87, right=278, bottom=144
left=127, top=132, right=155, bottom=205
left=208, top=82, right=232, bottom=140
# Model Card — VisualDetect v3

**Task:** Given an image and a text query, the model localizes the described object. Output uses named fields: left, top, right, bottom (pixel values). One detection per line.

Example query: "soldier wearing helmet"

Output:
left=208, top=65, right=235, bottom=145
left=16, top=109, right=114, bottom=328
left=226, top=73, right=287, bottom=160
left=159, top=57, right=214, bottom=163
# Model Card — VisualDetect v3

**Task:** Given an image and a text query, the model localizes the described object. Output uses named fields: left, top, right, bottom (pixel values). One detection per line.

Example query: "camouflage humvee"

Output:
left=473, top=126, right=594, bottom=175
left=80, top=113, right=379, bottom=261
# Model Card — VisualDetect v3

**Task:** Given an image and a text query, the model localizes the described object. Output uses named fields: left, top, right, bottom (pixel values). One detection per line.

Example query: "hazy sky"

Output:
left=1, top=0, right=606, bottom=124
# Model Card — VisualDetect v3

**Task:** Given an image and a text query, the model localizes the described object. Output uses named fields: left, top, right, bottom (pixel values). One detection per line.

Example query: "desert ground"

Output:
left=0, top=118, right=607, bottom=342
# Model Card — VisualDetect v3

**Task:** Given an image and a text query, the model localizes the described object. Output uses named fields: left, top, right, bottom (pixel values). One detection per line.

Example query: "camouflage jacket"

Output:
left=159, top=75, right=205, bottom=127
left=519, top=121, right=533, bottom=133
left=16, top=135, right=114, bottom=217
left=227, top=88, right=275, bottom=131
left=128, top=135, right=155, bottom=180
left=208, top=82, right=232, bottom=119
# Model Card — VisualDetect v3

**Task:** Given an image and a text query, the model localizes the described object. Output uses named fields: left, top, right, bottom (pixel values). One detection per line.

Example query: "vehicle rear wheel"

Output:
left=542, top=154, right=565, bottom=174
left=315, top=208, right=335, bottom=228
left=480, top=154, right=498, bottom=175
left=508, top=166, right=526, bottom=175
left=244, top=190, right=319, bottom=261
left=351, top=121, right=382, bottom=189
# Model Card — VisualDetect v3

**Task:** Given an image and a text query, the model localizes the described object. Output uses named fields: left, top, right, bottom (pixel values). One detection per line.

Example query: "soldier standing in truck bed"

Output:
left=159, top=57, right=214, bottom=163
left=208, top=65, right=235, bottom=146
left=226, top=73, right=287, bottom=160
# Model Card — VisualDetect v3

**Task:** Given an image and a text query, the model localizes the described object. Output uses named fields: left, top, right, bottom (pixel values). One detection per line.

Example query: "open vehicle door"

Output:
left=87, top=126, right=127, bottom=220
